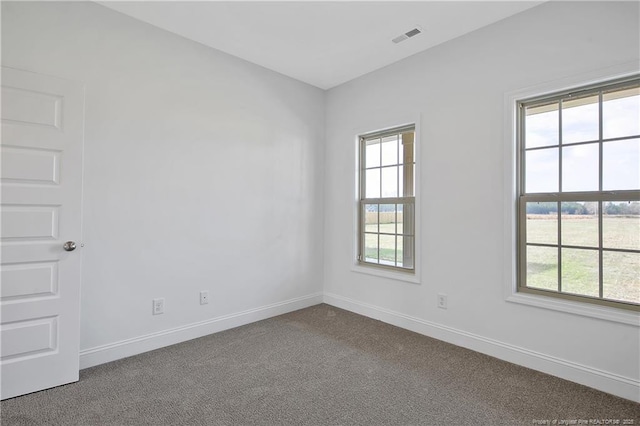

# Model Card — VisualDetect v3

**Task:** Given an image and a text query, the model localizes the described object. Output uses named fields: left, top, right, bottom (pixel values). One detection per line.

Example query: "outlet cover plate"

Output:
left=153, top=298, right=165, bottom=315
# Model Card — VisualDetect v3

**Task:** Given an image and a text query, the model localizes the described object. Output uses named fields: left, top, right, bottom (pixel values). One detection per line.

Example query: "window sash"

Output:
left=358, top=198, right=415, bottom=270
left=518, top=194, right=640, bottom=310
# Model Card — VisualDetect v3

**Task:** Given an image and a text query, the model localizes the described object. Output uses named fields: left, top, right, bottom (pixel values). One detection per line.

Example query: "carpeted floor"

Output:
left=1, top=304, right=639, bottom=425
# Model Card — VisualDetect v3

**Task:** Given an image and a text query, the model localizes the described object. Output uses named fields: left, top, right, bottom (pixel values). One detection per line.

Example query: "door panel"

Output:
left=1, top=146, right=60, bottom=184
left=1, top=67, right=84, bottom=400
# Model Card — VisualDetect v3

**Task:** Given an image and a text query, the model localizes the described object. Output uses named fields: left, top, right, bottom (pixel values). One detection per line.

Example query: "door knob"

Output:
left=63, top=241, right=77, bottom=252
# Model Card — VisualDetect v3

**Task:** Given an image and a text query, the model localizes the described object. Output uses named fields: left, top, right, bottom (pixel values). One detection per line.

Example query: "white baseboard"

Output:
left=79, top=291, right=639, bottom=402
left=79, top=292, right=324, bottom=369
left=323, top=292, right=640, bottom=403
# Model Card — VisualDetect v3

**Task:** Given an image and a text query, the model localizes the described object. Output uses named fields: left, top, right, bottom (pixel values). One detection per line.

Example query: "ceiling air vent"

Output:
left=392, top=27, right=422, bottom=44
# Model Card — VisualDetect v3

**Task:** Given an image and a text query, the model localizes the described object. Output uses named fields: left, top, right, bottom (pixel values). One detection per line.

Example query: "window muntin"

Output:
left=359, top=126, right=415, bottom=271
left=518, top=77, right=640, bottom=310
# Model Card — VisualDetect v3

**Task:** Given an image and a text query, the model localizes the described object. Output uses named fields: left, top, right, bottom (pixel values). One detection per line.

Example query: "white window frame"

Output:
left=503, top=62, right=640, bottom=326
left=352, top=117, right=421, bottom=284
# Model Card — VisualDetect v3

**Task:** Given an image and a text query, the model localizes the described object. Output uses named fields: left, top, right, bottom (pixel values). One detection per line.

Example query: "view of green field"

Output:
left=362, top=212, right=638, bottom=303
left=526, top=215, right=639, bottom=304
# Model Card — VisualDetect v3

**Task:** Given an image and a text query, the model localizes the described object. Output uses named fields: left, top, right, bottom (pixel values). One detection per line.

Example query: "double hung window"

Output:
left=518, top=76, right=639, bottom=310
left=358, top=125, right=415, bottom=271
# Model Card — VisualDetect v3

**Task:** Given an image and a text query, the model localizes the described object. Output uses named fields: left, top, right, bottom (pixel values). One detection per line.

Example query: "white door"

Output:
left=1, top=67, right=84, bottom=400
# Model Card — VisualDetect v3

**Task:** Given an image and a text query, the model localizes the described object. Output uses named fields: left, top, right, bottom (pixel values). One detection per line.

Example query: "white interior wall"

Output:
left=2, top=0, right=639, bottom=401
left=1, top=1, right=325, bottom=364
left=324, top=1, right=640, bottom=401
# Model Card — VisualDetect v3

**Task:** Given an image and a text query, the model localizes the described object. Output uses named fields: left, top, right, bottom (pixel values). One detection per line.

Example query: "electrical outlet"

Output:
left=152, top=298, right=164, bottom=315
left=437, top=293, right=448, bottom=309
left=200, top=291, right=209, bottom=305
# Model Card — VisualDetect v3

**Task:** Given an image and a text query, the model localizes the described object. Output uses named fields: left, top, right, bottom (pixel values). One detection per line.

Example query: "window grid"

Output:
left=518, top=76, right=640, bottom=310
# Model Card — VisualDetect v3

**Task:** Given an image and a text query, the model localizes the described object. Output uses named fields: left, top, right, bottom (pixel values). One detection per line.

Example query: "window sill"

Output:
left=351, top=263, right=421, bottom=284
left=506, top=292, right=640, bottom=326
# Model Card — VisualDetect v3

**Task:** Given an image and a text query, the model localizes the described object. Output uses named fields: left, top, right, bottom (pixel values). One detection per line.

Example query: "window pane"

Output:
left=397, top=236, right=404, bottom=267
left=603, top=138, right=640, bottom=190
left=561, top=202, right=598, bottom=248
left=381, top=136, right=398, bottom=166
left=402, top=163, right=415, bottom=197
left=525, top=103, right=559, bottom=148
left=562, top=143, right=599, bottom=192
left=525, top=148, right=558, bottom=193
left=379, top=204, right=397, bottom=236
left=413, top=166, right=416, bottom=197
left=381, top=166, right=398, bottom=197
left=603, top=87, right=640, bottom=140
left=526, top=246, right=558, bottom=291
left=603, top=251, right=640, bottom=304
left=397, top=204, right=404, bottom=235
left=562, top=95, right=599, bottom=144
left=379, top=234, right=396, bottom=266
left=365, top=168, right=380, bottom=198
left=603, top=202, right=640, bottom=251
left=561, top=248, right=599, bottom=298
left=365, top=140, right=380, bottom=168
left=526, top=203, right=557, bottom=245
left=364, top=233, right=378, bottom=264
left=364, top=204, right=379, bottom=233
left=525, top=201, right=557, bottom=215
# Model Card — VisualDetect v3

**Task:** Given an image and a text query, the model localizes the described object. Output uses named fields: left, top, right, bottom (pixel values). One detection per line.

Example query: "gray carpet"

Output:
left=1, top=304, right=638, bottom=425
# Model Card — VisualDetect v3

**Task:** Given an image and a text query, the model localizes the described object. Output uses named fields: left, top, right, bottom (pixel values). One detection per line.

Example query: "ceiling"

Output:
left=99, top=1, right=544, bottom=90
